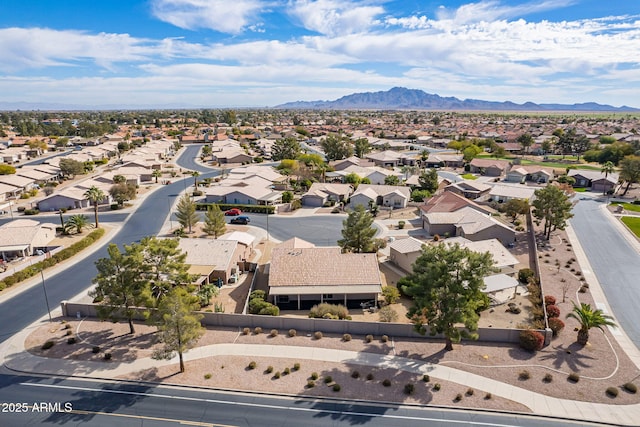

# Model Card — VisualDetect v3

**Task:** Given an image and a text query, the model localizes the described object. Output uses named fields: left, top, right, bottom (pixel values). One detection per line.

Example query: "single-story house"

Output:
left=487, top=184, right=536, bottom=203
left=0, top=219, right=58, bottom=260
left=422, top=154, right=464, bottom=168
left=0, top=174, right=36, bottom=195
left=365, top=150, right=415, bottom=167
left=37, top=187, right=91, bottom=211
left=444, top=237, right=520, bottom=275
left=177, top=238, right=245, bottom=285
left=445, top=180, right=491, bottom=200
left=331, top=156, right=375, bottom=171
left=505, top=165, right=554, bottom=184
left=388, top=237, right=425, bottom=273
left=268, top=238, right=382, bottom=310
left=349, top=184, right=411, bottom=210
left=420, top=191, right=495, bottom=217
left=469, top=158, right=511, bottom=176
left=423, top=206, right=516, bottom=246
left=301, top=183, right=353, bottom=207
left=218, top=231, right=256, bottom=262
left=568, top=170, right=620, bottom=193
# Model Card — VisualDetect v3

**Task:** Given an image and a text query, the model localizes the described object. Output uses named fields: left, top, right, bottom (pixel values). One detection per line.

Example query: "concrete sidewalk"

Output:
left=2, top=324, right=639, bottom=426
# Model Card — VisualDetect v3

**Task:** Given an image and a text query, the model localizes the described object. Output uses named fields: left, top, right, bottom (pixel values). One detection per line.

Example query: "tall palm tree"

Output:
left=601, top=161, right=615, bottom=194
left=191, top=171, right=200, bottom=189
left=84, top=186, right=105, bottom=228
left=64, top=214, right=90, bottom=235
left=152, top=169, right=162, bottom=184
left=566, top=302, right=616, bottom=345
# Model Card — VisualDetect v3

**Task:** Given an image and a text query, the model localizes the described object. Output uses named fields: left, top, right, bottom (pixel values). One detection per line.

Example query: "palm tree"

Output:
left=191, top=171, right=200, bottom=189
left=152, top=169, right=162, bottom=184
left=84, top=186, right=105, bottom=228
left=601, top=161, right=615, bottom=194
left=64, top=214, right=90, bottom=235
left=566, top=302, right=616, bottom=345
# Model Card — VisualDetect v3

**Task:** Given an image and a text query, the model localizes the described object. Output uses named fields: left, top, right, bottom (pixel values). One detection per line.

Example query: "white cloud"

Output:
left=435, top=0, right=577, bottom=25
left=287, top=0, right=384, bottom=36
left=150, top=0, right=264, bottom=34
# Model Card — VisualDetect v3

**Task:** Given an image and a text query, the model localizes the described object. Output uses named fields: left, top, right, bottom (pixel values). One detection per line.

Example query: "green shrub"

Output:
left=306, top=380, right=315, bottom=388
left=606, top=387, right=619, bottom=398
left=332, top=384, right=341, bottom=392
left=568, top=372, right=580, bottom=383
left=274, top=371, right=281, bottom=379
left=485, top=392, right=492, bottom=400
left=404, top=383, right=415, bottom=395
left=382, top=286, right=400, bottom=304
left=288, top=329, right=296, bottom=337
left=314, top=331, right=323, bottom=340
left=454, top=393, right=463, bottom=402
left=67, top=337, right=76, bottom=344
left=64, top=323, right=72, bottom=330
left=351, top=370, right=360, bottom=379
left=543, top=373, right=553, bottom=383
left=92, top=346, right=101, bottom=354
left=466, top=388, right=474, bottom=396
left=422, top=374, right=430, bottom=383
left=310, top=372, right=319, bottom=380
left=293, top=363, right=300, bottom=371
left=308, top=303, right=350, bottom=320
left=204, top=373, right=212, bottom=380
left=254, top=327, right=262, bottom=335
left=433, top=383, right=441, bottom=391
left=248, top=361, right=257, bottom=370
left=283, top=367, right=290, bottom=375
left=324, top=375, right=332, bottom=384
left=242, top=327, right=250, bottom=335
left=381, top=335, right=389, bottom=343
left=41, top=341, right=55, bottom=350
left=342, top=333, right=352, bottom=342
left=624, top=383, right=638, bottom=394
left=519, top=329, right=544, bottom=352
left=365, top=334, right=373, bottom=343
left=270, top=329, right=278, bottom=337
left=518, top=268, right=535, bottom=284
left=366, top=373, right=374, bottom=381
left=382, top=379, right=391, bottom=387
left=518, top=370, right=531, bottom=380
left=265, top=366, right=274, bottom=374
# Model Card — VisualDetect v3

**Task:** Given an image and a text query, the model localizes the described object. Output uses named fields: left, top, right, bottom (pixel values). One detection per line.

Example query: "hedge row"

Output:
left=0, top=228, right=105, bottom=292
left=195, top=203, right=275, bottom=214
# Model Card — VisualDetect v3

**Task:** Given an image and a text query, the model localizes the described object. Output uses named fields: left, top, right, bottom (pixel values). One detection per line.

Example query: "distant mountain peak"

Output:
left=274, top=87, right=637, bottom=112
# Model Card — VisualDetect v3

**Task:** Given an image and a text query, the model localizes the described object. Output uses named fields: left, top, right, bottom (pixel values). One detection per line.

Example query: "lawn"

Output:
left=574, top=188, right=588, bottom=192
left=460, top=173, right=478, bottom=180
left=611, top=202, right=640, bottom=212
left=475, top=154, right=602, bottom=171
left=621, top=216, right=640, bottom=238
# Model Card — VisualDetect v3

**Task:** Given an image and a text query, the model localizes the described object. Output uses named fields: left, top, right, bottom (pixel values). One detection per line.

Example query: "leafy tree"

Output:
left=175, top=193, right=199, bottom=234
left=281, top=191, right=293, bottom=203
left=64, top=214, right=90, bottom=234
left=462, top=144, right=482, bottom=162
left=599, top=142, right=634, bottom=165
left=152, top=287, right=204, bottom=373
left=399, top=243, right=495, bottom=351
left=152, top=169, right=162, bottom=183
left=531, top=185, right=574, bottom=240
left=140, top=236, right=193, bottom=303
left=113, top=174, right=127, bottom=184
left=566, top=302, right=616, bottom=346
left=354, top=138, right=371, bottom=158
left=321, top=133, right=353, bottom=161
left=619, top=155, right=640, bottom=196
left=418, top=168, right=439, bottom=193
left=338, top=205, right=377, bottom=253
left=344, top=173, right=362, bottom=189
left=202, top=204, right=226, bottom=238
left=384, top=175, right=400, bottom=185
left=59, top=158, right=85, bottom=178
left=503, top=198, right=530, bottom=222
left=222, top=110, right=237, bottom=125
left=420, top=149, right=430, bottom=164
left=272, top=136, right=301, bottom=161
left=382, top=286, right=401, bottom=304
left=0, top=164, right=16, bottom=175
left=84, top=186, right=105, bottom=228
left=599, top=135, right=617, bottom=144
left=109, top=183, right=136, bottom=206
left=411, top=189, right=431, bottom=202
left=516, top=133, right=534, bottom=156
left=89, top=243, right=152, bottom=334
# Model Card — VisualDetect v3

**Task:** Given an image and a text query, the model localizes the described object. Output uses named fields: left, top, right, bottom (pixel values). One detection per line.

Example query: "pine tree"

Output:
left=531, top=185, right=574, bottom=240
left=202, top=204, right=226, bottom=238
left=338, top=205, right=377, bottom=253
left=175, top=193, right=199, bottom=234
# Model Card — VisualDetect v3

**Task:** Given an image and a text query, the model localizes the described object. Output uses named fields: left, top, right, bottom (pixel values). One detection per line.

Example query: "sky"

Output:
left=0, top=0, right=638, bottom=109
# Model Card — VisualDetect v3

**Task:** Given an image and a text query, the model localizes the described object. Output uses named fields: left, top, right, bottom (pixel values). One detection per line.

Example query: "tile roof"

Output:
left=388, top=237, right=425, bottom=254
left=177, top=238, right=238, bottom=270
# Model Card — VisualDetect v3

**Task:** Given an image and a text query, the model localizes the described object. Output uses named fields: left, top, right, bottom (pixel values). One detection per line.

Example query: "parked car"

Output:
left=224, top=208, right=242, bottom=216
left=230, top=215, right=250, bottom=225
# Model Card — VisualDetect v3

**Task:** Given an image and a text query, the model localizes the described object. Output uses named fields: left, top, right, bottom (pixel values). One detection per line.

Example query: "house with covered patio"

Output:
left=0, top=219, right=57, bottom=261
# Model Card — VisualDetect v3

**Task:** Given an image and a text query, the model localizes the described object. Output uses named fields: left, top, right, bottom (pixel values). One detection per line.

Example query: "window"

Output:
left=323, top=294, right=334, bottom=300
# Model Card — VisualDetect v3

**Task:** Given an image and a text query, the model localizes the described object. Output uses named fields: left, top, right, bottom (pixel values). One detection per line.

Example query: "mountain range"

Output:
left=274, top=87, right=638, bottom=112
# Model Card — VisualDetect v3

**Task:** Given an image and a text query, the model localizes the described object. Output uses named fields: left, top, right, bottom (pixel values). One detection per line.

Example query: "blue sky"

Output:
left=0, top=0, right=638, bottom=108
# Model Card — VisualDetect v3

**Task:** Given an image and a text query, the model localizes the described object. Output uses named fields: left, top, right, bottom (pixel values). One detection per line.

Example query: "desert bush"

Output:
left=242, top=327, right=250, bottom=335
left=579, top=285, right=588, bottom=293
left=204, top=373, right=212, bottom=380
left=433, top=383, right=441, bottom=391
left=454, top=393, right=463, bottom=402
left=518, top=268, right=535, bottom=284
left=546, top=304, right=561, bottom=318
left=606, top=387, right=619, bottom=398
left=92, top=346, right=101, bottom=354
left=311, top=372, right=319, bottom=380
left=288, top=329, right=296, bottom=337
left=351, top=370, right=360, bottom=379
left=314, top=331, right=323, bottom=340
left=41, top=341, right=55, bottom=350
left=293, top=363, right=301, bottom=371
left=544, top=295, right=557, bottom=306
left=266, top=366, right=274, bottom=374
left=308, top=303, right=349, bottom=320
left=543, top=373, right=553, bottom=383
left=324, top=375, right=333, bottom=384
left=254, top=327, right=263, bottom=335
left=67, top=337, right=77, bottom=344
left=283, top=367, right=290, bottom=375
left=624, top=383, right=638, bottom=393
left=378, top=305, right=399, bottom=323
left=519, top=370, right=531, bottom=380
left=342, top=333, right=352, bottom=342
left=466, top=388, right=474, bottom=396
left=64, top=323, right=72, bottom=329
left=104, top=353, right=112, bottom=360
left=382, top=379, right=391, bottom=387
left=366, top=373, right=374, bottom=381
left=306, top=380, right=315, bottom=388
left=274, top=371, right=281, bottom=379
left=484, top=393, right=492, bottom=399
left=248, top=361, right=257, bottom=370
left=404, top=383, right=415, bottom=395
left=382, top=286, right=400, bottom=304
left=519, top=329, right=544, bottom=352
left=548, top=318, right=565, bottom=336
left=270, top=329, right=278, bottom=337
left=365, top=334, right=373, bottom=343
left=381, top=335, right=389, bottom=343
left=332, top=384, right=341, bottom=392
left=422, top=374, right=430, bottom=383
left=568, top=372, right=580, bottom=383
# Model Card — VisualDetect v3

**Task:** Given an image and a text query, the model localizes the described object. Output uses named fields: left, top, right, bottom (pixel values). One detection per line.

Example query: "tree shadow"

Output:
left=539, top=342, right=596, bottom=371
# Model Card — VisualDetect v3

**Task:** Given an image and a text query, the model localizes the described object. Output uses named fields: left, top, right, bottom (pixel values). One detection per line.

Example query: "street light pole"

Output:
left=40, top=268, right=52, bottom=322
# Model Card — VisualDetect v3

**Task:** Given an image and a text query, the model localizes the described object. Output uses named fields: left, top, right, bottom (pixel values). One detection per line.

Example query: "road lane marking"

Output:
left=21, top=382, right=538, bottom=426
left=70, top=409, right=227, bottom=426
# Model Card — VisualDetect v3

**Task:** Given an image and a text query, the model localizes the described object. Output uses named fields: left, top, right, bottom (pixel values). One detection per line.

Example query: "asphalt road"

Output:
left=569, top=198, right=640, bottom=348
left=0, top=370, right=605, bottom=427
